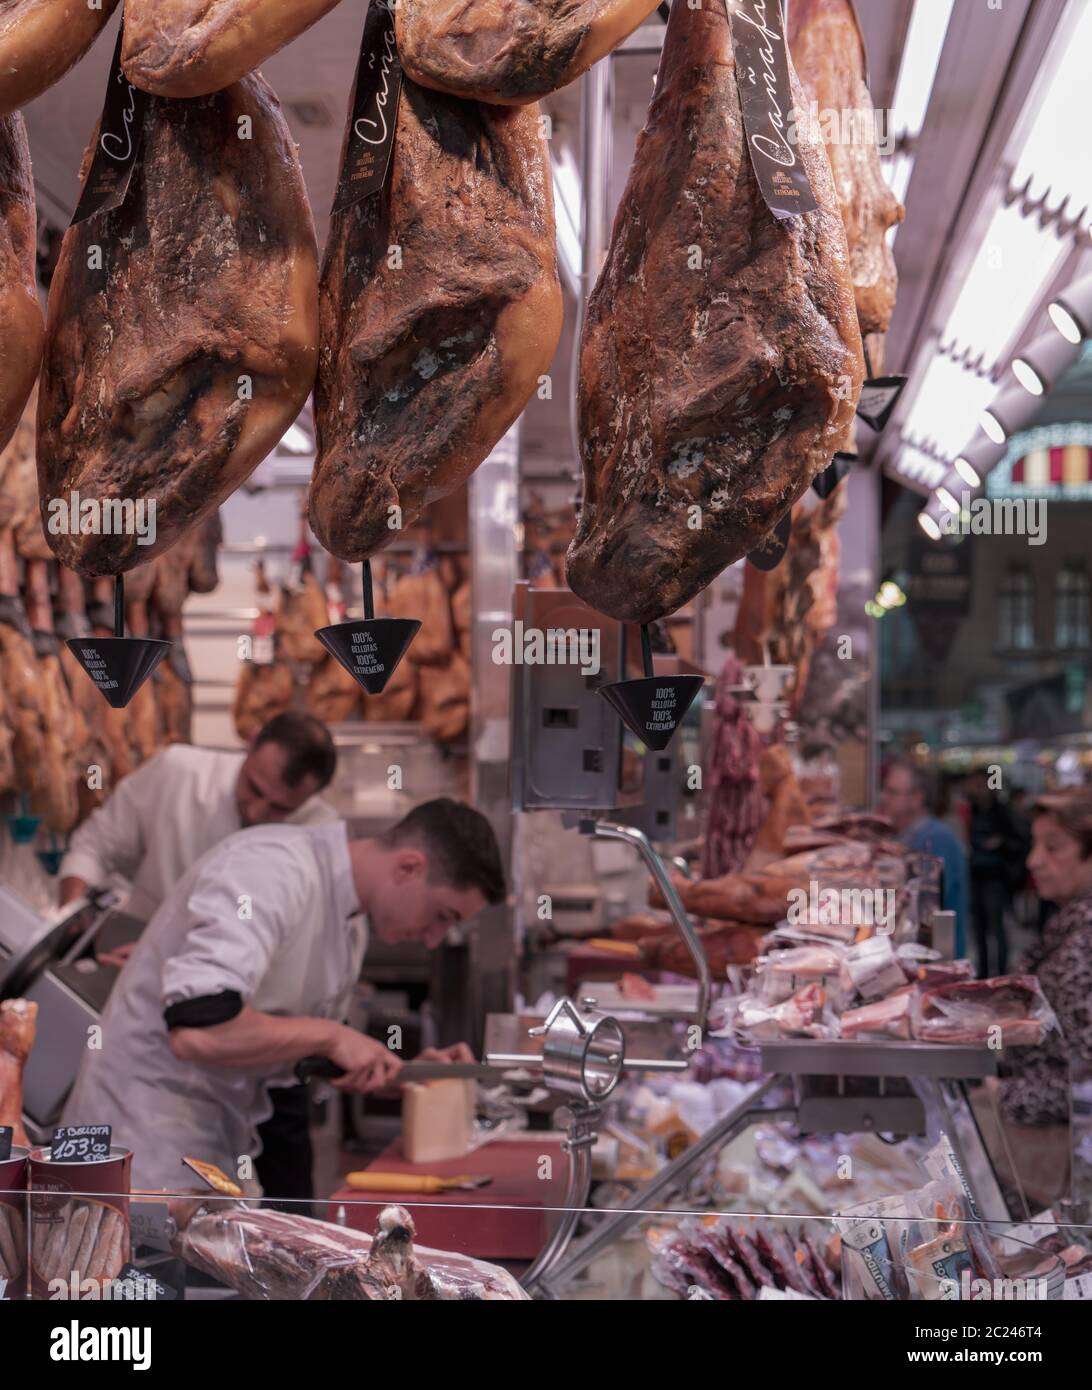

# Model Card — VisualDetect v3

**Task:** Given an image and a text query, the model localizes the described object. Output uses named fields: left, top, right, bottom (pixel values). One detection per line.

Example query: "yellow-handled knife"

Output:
left=345, top=1171, right=493, bottom=1193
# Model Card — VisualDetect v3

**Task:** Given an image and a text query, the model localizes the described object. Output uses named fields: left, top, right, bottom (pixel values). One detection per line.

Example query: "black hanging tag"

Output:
left=0, top=1126, right=12, bottom=1161
left=598, top=624, right=704, bottom=752
left=332, top=1, right=403, bottom=214
left=856, top=375, right=908, bottom=432
left=315, top=560, right=419, bottom=695
left=65, top=575, right=169, bottom=707
left=812, top=452, right=855, bottom=499
left=747, top=509, right=792, bottom=571
left=70, top=21, right=149, bottom=226
left=726, top=0, right=817, bottom=218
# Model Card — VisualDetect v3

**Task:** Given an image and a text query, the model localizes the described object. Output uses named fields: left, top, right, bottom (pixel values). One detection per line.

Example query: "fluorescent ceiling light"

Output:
left=890, top=0, right=955, bottom=139
left=954, top=456, right=981, bottom=487
left=896, top=444, right=949, bottom=490
left=941, top=204, right=1068, bottom=370
left=901, top=355, right=998, bottom=460
left=980, top=383, right=1042, bottom=444
left=1011, top=0, right=1092, bottom=211
left=1011, top=330, right=1082, bottom=397
left=917, top=512, right=942, bottom=541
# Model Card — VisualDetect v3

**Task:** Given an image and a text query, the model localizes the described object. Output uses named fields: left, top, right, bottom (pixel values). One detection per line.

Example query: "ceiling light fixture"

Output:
left=935, top=486, right=960, bottom=513
left=1048, top=270, right=1092, bottom=344
left=954, top=456, right=981, bottom=487
left=917, top=512, right=942, bottom=541
left=980, top=383, right=1042, bottom=444
left=1011, top=329, right=1083, bottom=396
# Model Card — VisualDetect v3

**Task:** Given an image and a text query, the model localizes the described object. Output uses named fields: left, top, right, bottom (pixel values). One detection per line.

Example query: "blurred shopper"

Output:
left=974, top=789, right=1092, bottom=1206
left=965, top=770, right=1027, bottom=977
left=880, top=760, right=968, bottom=956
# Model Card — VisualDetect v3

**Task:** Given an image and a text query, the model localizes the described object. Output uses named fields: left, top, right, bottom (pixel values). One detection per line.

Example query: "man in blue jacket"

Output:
left=881, top=760, right=969, bottom=958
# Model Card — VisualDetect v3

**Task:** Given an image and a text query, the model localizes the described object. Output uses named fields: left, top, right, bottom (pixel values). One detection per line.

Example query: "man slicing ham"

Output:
left=61, top=798, right=504, bottom=1193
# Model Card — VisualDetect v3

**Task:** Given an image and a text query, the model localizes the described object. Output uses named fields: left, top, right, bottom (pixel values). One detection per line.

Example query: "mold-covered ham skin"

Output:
left=37, top=75, right=318, bottom=577
left=567, top=0, right=863, bottom=623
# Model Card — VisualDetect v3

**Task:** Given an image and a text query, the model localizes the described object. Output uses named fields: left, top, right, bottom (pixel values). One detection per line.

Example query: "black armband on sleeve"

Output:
left=163, top=990, right=244, bottom=1030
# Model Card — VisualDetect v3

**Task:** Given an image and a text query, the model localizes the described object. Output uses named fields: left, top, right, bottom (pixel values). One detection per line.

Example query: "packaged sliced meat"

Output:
left=0, top=1, right=120, bottom=116
left=173, top=1202, right=527, bottom=1300
left=788, top=0, right=905, bottom=336
left=566, top=0, right=863, bottom=623
left=910, top=959, right=976, bottom=989
left=122, top=0, right=343, bottom=98
left=843, top=935, right=906, bottom=1002
left=840, top=987, right=913, bottom=1041
left=396, top=0, right=660, bottom=105
left=736, top=981, right=832, bottom=1042
left=0, top=113, right=43, bottom=455
left=310, top=81, right=561, bottom=563
left=38, top=74, right=319, bottom=577
left=912, top=976, right=1053, bottom=1046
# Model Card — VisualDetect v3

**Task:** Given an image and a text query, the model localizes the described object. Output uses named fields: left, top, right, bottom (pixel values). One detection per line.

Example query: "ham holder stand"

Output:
left=65, top=573, right=170, bottom=708
left=314, top=558, right=420, bottom=695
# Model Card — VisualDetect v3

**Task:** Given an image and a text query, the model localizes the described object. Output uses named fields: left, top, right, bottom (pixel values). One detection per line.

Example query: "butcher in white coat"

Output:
left=59, top=711, right=338, bottom=931
left=62, top=801, right=505, bottom=1191
left=57, top=712, right=338, bottom=1204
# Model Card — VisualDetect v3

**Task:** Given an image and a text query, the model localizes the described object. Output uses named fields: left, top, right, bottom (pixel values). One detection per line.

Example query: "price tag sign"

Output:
left=0, top=1126, right=12, bottom=1162
left=50, top=1124, right=112, bottom=1164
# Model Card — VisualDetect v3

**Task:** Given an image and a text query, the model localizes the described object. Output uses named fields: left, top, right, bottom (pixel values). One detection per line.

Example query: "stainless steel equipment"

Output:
left=510, top=583, right=643, bottom=813
left=0, top=885, right=118, bottom=1138
left=540, top=1038, right=1008, bottom=1296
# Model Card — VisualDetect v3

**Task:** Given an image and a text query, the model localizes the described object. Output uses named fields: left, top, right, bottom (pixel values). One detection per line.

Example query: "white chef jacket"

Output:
left=62, top=822, right=368, bottom=1190
left=59, top=744, right=336, bottom=923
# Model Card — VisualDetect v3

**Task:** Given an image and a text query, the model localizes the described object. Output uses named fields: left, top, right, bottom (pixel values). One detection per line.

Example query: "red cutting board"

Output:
left=327, top=1134, right=570, bottom=1261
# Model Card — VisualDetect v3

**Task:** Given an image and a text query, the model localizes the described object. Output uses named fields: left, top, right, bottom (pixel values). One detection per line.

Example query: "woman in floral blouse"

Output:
left=986, top=789, right=1092, bottom=1206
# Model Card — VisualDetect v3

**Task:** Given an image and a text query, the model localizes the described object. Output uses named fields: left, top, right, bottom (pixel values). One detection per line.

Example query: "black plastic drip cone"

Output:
left=747, top=508, right=792, bottom=571
left=314, top=559, right=420, bottom=695
left=66, top=576, right=169, bottom=707
left=813, top=452, right=855, bottom=499
left=598, top=624, right=703, bottom=752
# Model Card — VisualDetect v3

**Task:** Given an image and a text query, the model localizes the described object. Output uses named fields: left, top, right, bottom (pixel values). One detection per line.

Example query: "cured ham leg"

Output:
left=788, top=0, right=904, bottom=336
left=396, top=0, right=661, bottom=104
left=0, top=1, right=119, bottom=116
left=0, top=1000, right=36, bottom=1149
left=567, top=0, right=863, bottom=622
left=123, top=0, right=343, bottom=98
left=310, top=84, right=561, bottom=562
left=0, top=112, right=43, bottom=454
left=37, top=75, right=318, bottom=577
